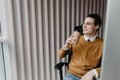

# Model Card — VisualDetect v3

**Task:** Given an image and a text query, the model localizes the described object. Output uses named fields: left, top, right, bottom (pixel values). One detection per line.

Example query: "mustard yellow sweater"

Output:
left=58, top=36, right=103, bottom=78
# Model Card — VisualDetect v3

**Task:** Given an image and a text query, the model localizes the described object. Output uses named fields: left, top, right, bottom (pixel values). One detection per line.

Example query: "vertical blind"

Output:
left=4, top=0, right=107, bottom=80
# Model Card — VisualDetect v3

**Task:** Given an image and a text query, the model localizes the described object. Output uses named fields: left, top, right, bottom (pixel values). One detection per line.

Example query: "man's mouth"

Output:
left=83, top=29, right=88, bottom=31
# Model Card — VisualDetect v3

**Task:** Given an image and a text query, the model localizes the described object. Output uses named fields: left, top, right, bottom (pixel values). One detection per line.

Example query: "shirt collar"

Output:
left=84, top=34, right=97, bottom=42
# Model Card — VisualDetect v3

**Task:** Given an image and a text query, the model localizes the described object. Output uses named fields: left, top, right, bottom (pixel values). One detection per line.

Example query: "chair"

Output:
left=54, top=50, right=72, bottom=80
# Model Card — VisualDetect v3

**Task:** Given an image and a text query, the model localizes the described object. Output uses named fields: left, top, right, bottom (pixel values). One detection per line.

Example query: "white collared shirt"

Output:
left=84, top=34, right=97, bottom=42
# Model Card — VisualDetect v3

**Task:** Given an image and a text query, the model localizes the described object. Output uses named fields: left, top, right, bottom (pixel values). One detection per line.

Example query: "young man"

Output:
left=58, top=14, right=103, bottom=80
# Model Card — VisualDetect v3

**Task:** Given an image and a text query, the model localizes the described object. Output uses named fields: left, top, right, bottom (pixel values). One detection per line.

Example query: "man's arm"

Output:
left=57, top=37, right=72, bottom=58
left=58, top=25, right=83, bottom=58
left=81, top=67, right=101, bottom=80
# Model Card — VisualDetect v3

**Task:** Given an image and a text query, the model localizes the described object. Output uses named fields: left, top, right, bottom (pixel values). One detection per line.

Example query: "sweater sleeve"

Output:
left=95, top=67, right=101, bottom=78
left=58, top=45, right=72, bottom=58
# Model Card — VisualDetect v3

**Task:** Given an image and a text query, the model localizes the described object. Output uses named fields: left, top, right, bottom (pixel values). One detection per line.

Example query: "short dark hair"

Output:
left=87, top=14, right=102, bottom=26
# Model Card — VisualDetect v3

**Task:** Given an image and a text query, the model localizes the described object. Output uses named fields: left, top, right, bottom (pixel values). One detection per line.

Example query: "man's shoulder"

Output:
left=96, top=37, right=104, bottom=43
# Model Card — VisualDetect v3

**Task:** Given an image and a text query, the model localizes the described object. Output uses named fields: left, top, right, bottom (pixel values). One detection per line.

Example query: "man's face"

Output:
left=82, top=17, right=98, bottom=36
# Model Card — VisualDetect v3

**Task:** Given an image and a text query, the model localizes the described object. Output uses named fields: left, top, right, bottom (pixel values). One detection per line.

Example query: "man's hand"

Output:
left=64, top=31, right=81, bottom=49
left=64, top=37, right=74, bottom=48
left=81, top=70, right=95, bottom=80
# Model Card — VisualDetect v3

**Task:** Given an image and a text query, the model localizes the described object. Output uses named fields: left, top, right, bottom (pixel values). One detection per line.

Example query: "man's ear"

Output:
left=95, top=25, right=99, bottom=30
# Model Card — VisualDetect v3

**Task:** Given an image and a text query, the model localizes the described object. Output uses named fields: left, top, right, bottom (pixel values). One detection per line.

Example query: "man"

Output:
left=58, top=14, right=103, bottom=80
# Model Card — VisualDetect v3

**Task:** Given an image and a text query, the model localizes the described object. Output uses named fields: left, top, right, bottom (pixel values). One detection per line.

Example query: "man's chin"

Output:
left=83, top=33, right=89, bottom=35
left=83, top=32, right=87, bottom=34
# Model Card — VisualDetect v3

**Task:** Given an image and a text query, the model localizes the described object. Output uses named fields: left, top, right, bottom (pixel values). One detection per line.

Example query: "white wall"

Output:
left=101, top=0, right=120, bottom=80
left=0, top=0, right=11, bottom=80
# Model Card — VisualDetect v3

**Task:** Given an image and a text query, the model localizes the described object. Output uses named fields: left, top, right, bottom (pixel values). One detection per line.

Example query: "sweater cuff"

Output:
left=92, top=69, right=98, bottom=79
left=62, top=45, right=68, bottom=50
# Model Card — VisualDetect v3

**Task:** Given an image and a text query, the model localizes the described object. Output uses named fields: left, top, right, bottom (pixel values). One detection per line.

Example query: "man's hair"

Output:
left=87, top=14, right=102, bottom=26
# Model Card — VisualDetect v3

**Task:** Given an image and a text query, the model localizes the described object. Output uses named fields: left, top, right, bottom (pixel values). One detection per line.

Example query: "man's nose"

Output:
left=83, top=24, right=86, bottom=28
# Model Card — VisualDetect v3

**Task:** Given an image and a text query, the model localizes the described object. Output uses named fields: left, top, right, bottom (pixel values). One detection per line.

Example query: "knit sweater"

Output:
left=58, top=36, right=103, bottom=78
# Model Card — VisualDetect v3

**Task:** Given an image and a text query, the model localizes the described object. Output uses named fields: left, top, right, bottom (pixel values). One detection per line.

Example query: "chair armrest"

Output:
left=54, top=62, right=68, bottom=70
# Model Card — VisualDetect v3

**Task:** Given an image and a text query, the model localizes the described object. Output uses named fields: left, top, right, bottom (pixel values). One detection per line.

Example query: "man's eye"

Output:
left=87, top=23, right=91, bottom=25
